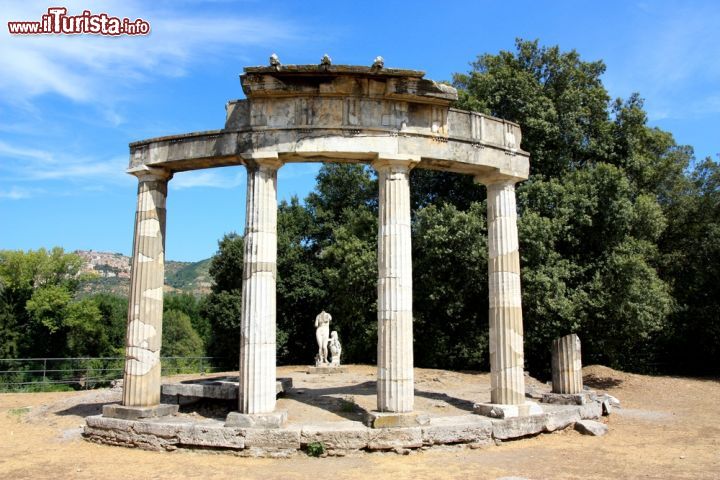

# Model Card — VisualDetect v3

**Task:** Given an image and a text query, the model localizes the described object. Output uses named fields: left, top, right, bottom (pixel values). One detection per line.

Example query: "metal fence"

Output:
left=0, top=356, right=218, bottom=392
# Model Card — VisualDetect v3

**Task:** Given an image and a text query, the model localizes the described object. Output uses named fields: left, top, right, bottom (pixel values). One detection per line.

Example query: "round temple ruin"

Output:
left=85, top=58, right=608, bottom=455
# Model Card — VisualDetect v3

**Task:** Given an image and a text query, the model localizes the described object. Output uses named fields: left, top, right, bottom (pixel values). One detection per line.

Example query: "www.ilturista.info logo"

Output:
left=8, top=7, right=150, bottom=35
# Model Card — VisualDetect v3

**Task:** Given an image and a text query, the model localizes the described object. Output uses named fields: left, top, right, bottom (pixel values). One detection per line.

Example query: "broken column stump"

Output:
left=551, top=334, right=583, bottom=394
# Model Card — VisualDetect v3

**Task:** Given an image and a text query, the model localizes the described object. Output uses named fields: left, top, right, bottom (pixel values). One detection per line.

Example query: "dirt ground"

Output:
left=1, top=365, right=718, bottom=480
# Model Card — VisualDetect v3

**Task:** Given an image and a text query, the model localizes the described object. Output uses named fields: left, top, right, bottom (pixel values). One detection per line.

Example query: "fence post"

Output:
left=200, top=357, right=204, bottom=376
left=42, top=358, right=47, bottom=383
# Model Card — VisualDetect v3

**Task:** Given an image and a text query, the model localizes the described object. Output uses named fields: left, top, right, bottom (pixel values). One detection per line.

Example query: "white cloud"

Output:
left=0, top=1, right=299, bottom=105
left=0, top=186, right=37, bottom=200
left=0, top=141, right=129, bottom=184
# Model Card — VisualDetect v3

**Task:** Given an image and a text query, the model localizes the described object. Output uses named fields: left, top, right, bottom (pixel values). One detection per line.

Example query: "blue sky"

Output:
left=1, top=0, right=718, bottom=261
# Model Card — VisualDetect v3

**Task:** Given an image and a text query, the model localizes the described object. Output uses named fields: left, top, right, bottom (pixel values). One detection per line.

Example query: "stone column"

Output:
left=119, top=167, right=174, bottom=414
left=551, top=334, right=583, bottom=394
left=238, top=154, right=282, bottom=415
left=485, top=180, right=525, bottom=405
left=372, top=154, right=419, bottom=413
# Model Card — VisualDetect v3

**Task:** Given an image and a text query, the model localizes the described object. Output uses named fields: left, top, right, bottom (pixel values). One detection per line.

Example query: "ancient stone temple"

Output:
left=108, top=57, right=531, bottom=424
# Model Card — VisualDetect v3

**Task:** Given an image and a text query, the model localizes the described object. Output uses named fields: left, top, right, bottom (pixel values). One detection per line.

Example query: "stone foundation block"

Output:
left=176, top=425, right=245, bottom=449
left=241, top=426, right=301, bottom=450
left=474, top=401, right=543, bottom=419
left=491, top=414, right=548, bottom=440
left=544, top=406, right=582, bottom=432
left=541, top=392, right=589, bottom=405
left=421, top=415, right=493, bottom=445
left=579, top=400, right=603, bottom=419
left=300, top=421, right=370, bottom=450
left=364, top=411, right=428, bottom=428
left=367, top=427, right=423, bottom=450
left=225, top=410, right=287, bottom=428
left=102, top=403, right=178, bottom=420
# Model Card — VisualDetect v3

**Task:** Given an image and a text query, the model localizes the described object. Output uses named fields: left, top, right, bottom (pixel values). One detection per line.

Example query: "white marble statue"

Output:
left=314, top=310, right=331, bottom=365
left=329, top=330, right=342, bottom=366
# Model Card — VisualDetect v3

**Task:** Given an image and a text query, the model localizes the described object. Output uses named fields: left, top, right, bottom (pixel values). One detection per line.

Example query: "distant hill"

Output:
left=75, top=250, right=213, bottom=297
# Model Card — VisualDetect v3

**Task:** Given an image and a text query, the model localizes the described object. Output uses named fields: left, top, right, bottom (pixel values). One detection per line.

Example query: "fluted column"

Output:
left=552, top=334, right=583, bottom=394
left=239, top=153, right=282, bottom=414
left=122, top=167, right=172, bottom=407
left=372, top=154, right=419, bottom=413
left=485, top=180, right=525, bottom=405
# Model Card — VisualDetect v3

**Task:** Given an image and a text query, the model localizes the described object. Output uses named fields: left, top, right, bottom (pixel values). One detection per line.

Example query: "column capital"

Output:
left=241, top=151, right=284, bottom=170
left=371, top=154, right=420, bottom=173
left=127, top=165, right=173, bottom=182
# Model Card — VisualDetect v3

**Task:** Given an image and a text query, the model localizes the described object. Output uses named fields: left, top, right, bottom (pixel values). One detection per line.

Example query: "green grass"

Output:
left=8, top=407, right=31, bottom=417
left=306, top=441, right=326, bottom=457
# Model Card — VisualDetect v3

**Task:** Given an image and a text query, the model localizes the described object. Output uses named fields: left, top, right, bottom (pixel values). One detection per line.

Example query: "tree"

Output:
left=162, top=309, right=204, bottom=358
left=412, top=203, right=489, bottom=369
left=201, top=233, right=244, bottom=369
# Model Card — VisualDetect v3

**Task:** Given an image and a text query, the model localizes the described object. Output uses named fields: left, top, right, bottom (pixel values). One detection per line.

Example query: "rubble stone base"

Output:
left=225, top=410, right=288, bottom=428
left=85, top=401, right=606, bottom=457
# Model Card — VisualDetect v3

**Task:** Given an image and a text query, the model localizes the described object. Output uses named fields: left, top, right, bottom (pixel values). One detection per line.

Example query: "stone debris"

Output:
left=574, top=419, right=608, bottom=436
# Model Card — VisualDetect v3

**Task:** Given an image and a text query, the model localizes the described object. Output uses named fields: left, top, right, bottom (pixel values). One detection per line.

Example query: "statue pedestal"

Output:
left=306, top=366, right=348, bottom=374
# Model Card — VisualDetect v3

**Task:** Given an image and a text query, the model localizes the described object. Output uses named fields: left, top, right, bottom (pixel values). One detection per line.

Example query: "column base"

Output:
left=473, top=401, right=543, bottom=419
left=102, top=403, right=178, bottom=420
left=364, top=411, right=429, bottom=429
left=225, top=410, right=287, bottom=428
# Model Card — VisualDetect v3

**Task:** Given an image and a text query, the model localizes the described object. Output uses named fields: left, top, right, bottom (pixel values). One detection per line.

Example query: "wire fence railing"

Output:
left=0, top=356, right=219, bottom=392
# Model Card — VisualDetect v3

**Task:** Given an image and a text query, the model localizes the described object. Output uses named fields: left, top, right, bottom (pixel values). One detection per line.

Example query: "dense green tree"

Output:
left=412, top=202, right=489, bottom=369
left=201, top=233, right=244, bottom=369
left=162, top=309, right=204, bottom=357
left=659, top=157, right=720, bottom=374
left=164, top=293, right=210, bottom=348
left=0, top=248, right=89, bottom=358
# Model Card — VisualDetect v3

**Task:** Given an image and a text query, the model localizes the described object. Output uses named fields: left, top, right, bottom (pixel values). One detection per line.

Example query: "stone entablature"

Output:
left=128, top=65, right=528, bottom=183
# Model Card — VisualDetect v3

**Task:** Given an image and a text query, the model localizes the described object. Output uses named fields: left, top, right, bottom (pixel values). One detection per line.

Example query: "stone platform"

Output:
left=83, top=366, right=610, bottom=457
left=84, top=402, right=603, bottom=456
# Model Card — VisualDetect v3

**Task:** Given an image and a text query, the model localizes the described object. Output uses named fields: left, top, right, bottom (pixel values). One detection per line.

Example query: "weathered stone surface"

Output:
left=421, top=415, right=493, bottom=445
left=541, top=392, right=589, bottom=406
left=225, top=410, right=287, bottom=428
left=544, top=406, right=582, bottom=432
left=102, top=403, right=178, bottom=420
left=300, top=421, right=370, bottom=450
left=575, top=419, right=608, bottom=436
left=491, top=414, right=548, bottom=440
left=176, top=425, right=245, bottom=449
left=162, top=377, right=292, bottom=404
left=367, top=427, right=423, bottom=450
left=579, top=400, right=603, bottom=419
left=474, top=401, right=543, bottom=419
left=241, top=427, right=301, bottom=450
left=130, top=65, right=529, bottom=186
left=552, top=334, right=583, bottom=394
left=364, top=411, right=427, bottom=429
